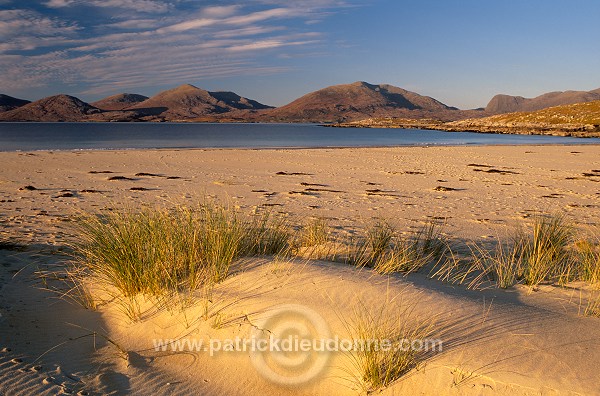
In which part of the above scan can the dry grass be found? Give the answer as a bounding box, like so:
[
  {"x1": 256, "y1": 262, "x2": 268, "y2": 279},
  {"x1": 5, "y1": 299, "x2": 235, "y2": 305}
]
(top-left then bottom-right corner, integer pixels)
[
  {"x1": 65, "y1": 205, "x2": 600, "y2": 322},
  {"x1": 299, "y1": 217, "x2": 331, "y2": 247},
  {"x1": 350, "y1": 220, "x2": 446, "y2": 275},
  {"x1": 583, "y1": 292, "x2": 600, "y2": 317},
  {"x1": 430, "y1": 214, "x2": 584, "y2": 291},
  {"x1": 574, "y1": 235, "x2": 600, "y2": 287},
  {"x1": 518, "y1": 214, "x2": 574, "y2": 289},
  {"x1": 488, "y1": 100, "x2": 600, "y2": 125},
  {"x1": 452, "y1": 240, "x2": 523, "y2": 290},
  {"x1": 343, "y1": 297, "x2": 438, "y2": 392},
  {"x1": 67, "y1": 202, "x2": 292, "y2": 318}
]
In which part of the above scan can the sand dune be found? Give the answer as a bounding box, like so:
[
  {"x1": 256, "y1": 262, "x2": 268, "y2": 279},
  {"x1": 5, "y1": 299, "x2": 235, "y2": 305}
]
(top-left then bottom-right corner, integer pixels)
[{"x1": 1, "y1": 145, "x2": 600, "y2": 395}]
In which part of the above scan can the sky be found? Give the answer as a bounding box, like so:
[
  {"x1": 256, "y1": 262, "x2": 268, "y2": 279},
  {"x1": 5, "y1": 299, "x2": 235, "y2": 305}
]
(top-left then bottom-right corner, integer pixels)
[{"x1": 1, "y1": 0, "x2": 600, "y2": 109}]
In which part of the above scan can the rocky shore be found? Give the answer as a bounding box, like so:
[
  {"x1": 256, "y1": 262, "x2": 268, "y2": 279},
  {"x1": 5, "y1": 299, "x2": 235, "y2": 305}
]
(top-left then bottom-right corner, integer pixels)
[{"x1": 329, "y1": 117, "x2": 600, "y2": 138}]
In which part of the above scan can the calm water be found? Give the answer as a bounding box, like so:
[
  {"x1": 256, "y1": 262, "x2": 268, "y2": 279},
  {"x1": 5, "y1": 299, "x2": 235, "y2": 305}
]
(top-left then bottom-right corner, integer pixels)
[{"x1": 0, "y1": 122, "x2": 598, "y2": 151}]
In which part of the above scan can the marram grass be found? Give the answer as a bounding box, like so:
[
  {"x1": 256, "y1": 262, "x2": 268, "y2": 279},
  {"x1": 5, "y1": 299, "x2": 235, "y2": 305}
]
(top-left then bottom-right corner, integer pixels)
[
  {"x1": 343, "y1": 298, "x2": 437, "y2": 392},
  {"x1": 351, "y1": 220, "x2": 447, "y2": 275},
  {"x1": 518, "y1": 214, "x2": 574, "y2": 288},
  {"x1": 299, "y1": 217, "x2": 331, "y2": 247},
  {"x1": 69, "y1": 203, "x2": 292, "y2": 304}
]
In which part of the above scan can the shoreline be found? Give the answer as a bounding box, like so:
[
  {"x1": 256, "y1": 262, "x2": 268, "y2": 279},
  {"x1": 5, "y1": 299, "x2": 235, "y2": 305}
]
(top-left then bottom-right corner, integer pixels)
[
  {"x1": 1, "y1": 141, "x2": 600, "y2": 154},
  {"x1": 328, "y1": 118, "x2": 600, "y2": 138}
]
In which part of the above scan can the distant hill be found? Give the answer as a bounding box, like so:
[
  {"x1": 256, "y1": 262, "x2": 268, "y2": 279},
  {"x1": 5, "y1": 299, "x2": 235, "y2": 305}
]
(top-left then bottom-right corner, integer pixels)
[
  {"x1": 3, "y1": 82, "x2": 600, "y2": 124},
  {"x1": 0, "y1": 94, "x2": 30, "y2": 112},
  {"x1": 91, "y1": 93, "x2": 149, "y2": 111},
  {"x1": 0, "y1": 95, "x2": 100, "y2": 122},
  {"x1": 476, "y1": 100, "x2": 600, "y2": 125},
  {"x1": 485, "y1": 88, "x2": 600, "y2": 113},
  {"x1": 332, "y1": 100, "x2": 600, "y2": 137},
  {"x1": 446, "y1": 100, "x2": 600, "y2": 137},
  {"x1": 209, "y1": 91, "x2": 272, "y2": 110},
  {"x1": 128, "y1": 84, "x2": 272, "y2": 120},
  {"x1": 261, "y1": 81, "x2": 467, "y2": 122}
]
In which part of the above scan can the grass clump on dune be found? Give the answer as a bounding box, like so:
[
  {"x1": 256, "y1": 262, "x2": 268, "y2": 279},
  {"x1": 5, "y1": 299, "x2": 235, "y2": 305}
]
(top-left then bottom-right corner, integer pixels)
[
  {"x1": 344, "y1": 298, "x2": 438, "y2": 392},
  {"x1": 574, "y1": 234, "x2": 600, "y2": 287},
  {"x1": 69, "y1": 202, "x2": 291, "y2": 315},
  {"x1": 583, "y1": 292, "x2": 600, "y2": 317},
  {"x1": 299, "y1": 217, "x2": 331, "y2": 247},
  {"x1": 431, "y1": 214, "x2": 582, "y2": 291},
  {"x1": 518, "y1": 214, "x2": 574, "y2": 288},
  {"x1": 448, "y1": 240, "x2": 524, "y2": 290},
  {"x1": 351, "y1": 220, "x2": 446, "y2": 275}
]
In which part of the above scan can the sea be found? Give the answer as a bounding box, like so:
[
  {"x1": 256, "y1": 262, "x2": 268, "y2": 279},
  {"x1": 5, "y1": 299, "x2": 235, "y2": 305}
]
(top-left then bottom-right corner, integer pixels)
[{"x1": 0, "y1": 122, "x2": 598, "y2": 151}]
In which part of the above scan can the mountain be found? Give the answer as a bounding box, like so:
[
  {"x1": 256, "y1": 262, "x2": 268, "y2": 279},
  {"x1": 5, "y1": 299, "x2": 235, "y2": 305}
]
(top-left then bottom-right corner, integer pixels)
[
  {"x1": 3, "y1": 83, "x2": 599, "y2": 124},
  {"x1": 0, "y1": 95, "x2": 100, "y2": 122},
  {"x1": 335, "y1": 100, "x2": 600, "y2": 137},
  {"x1": 91, "y1": 93, "x2": 148, "y2": 111},
  {"x1": 128, "y1": 84, "x2": 271, "y2": 120},
  {"x1": 0, "y1": 94, "x2": 30, "y2": 112},
  {"x1": 260, "y1": 81, "x2": 464, "y2": 123},
  {"x1": 485, "y1": 88, "x2": 600, "y2": 114},
  {"x1": 209, "y1": 91, "x2": 272, "y2": 111},
  {"x1": 445, "y1": 100, "x2": 600, "y2": 137}
]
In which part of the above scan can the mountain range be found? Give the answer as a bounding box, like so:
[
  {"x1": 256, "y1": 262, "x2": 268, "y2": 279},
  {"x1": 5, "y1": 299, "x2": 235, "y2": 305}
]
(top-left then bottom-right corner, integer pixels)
[
  {"x1": 1, "y1": 82, "x2": 599, "y2": 123},
  {"x1": 486, "y1": 88, "x2": 600, "y2": 113}
]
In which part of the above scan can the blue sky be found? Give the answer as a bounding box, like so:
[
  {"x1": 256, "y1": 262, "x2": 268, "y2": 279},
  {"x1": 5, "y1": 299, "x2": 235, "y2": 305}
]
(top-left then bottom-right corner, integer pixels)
[{"x1": 1, "y1": 0, "x2": 600, "y2": 109}]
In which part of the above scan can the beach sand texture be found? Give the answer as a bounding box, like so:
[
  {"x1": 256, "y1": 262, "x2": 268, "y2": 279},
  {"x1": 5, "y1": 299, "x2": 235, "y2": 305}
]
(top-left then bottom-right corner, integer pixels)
[{"x1": 1, "y1": 145, "x2": 600, "y2": 395}]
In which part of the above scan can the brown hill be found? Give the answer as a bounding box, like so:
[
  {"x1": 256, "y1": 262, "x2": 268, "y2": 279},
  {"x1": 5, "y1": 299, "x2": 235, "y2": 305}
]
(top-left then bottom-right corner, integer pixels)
[
  {"x1": 91, "y1": 93, "x2": 149, "y2": 111},
  {"x1": 209, "y1": 91, "x2": 272, "y2": 111},
  {"x1": 485, "y1": 88, "x2": 600, "y2": 114},
  {"x1": 128, "y1": 84, "x2": 271, "y2": 120},
  {"x1": 0, "y1": 94, "x2": 30, "y2": 112},
  {"x1": 260, "y1": 81, "x2": 465, "y2": 123},
  {"x1": 446, "y1": 100, "x2": 600, "y2": 137},
  {"x1": 0, "y1": 95, "x2": 100, "y2": 122}
]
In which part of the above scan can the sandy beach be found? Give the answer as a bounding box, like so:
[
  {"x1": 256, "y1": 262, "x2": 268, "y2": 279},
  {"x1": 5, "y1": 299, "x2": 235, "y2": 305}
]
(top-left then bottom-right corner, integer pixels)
[{"x1": 1, "y1": 145, "x2": 600, "y2": 395}]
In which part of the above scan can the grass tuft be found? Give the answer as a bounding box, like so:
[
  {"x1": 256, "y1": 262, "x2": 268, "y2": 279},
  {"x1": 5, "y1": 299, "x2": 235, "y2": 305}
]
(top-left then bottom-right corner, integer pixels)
[
  {"x1": 299, "y1": 217, "x2": 330, "y2": 247},
  {"x1": 367, "y1": 220, "x2": 395, "y2": 258},
  {"x1": 68, "y1": 202, "x2": 291, "y2": 318},
  {"x1": 574, "y1": 235, "x2": 600, "y2": 286},
  {"x1": 351, "y1": 220, "x2": 446, "y2": 275},
  {"x1": 344, "y1": 298, "x2": 438, "y2": 392},
  {"x1": 584, "y1": 292, "x2": 600, "y2": 317},
  {"x1": 518, "y1": 214, "x2": 573, "y2": 289}
]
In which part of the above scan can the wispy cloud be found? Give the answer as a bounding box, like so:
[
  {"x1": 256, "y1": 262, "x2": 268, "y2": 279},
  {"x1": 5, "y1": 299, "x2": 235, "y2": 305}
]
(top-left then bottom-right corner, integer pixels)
[
  {"x1": 0, "y1": 9, "x2": 78, "y2": 37},
  {"x1": 157, "y1": 8, "x2": 296, "y2": 33},
  {"x1": 45, "y1": 0, "x2": 173, "y2": 13},
  {"x1": 44, "y1": 0, "x2": 76, "y2": 8},
  {"x1": 0, "y1": 9, "x2": 79, "y2": 51},
  {"x1": 0, "y1": 1, "x2": 357, "y2": 98}
]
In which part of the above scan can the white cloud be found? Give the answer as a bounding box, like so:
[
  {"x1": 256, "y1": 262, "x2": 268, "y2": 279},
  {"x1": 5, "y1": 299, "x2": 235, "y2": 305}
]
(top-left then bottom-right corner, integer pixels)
[
  {"x1": 159, "y1": 7, "x2": 296, "y2": 33},
  {"x1": 105, "y1": 18, "x2": 163, "y2": 29},
  {"x1": 213, "y1": 25, "x2": 283, "y2": 38},
  {"x1": 91, "y1": 0, "x2": 172, "y2": 13},
  {"x1": 227, "y1": 39, "x2": 317, "y2": 52},
  {"x1": 0, "y1": 9, "x2": 79, "y2": 37},
  {"x1": 201, "y1": 5, "x2": 240, "y2": 18},
  {"x1": 44, "y1": 0, "x2": 76, "y2": 7},
  {"x1": 1, "y1": 1, "x2": 356, "y2": 96},
  {"x1": 159, "y1": 17, "x2": 217, "y2": 32},
  {"x1": 45, "y1": 0, "x2": 172, "y2": 13},
  {"x1": 227, "y1": 40, "x2": 285, "y2": 52},
  {"x1": 0, "y1": 9, "x2": 79, "y2": 52}
]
